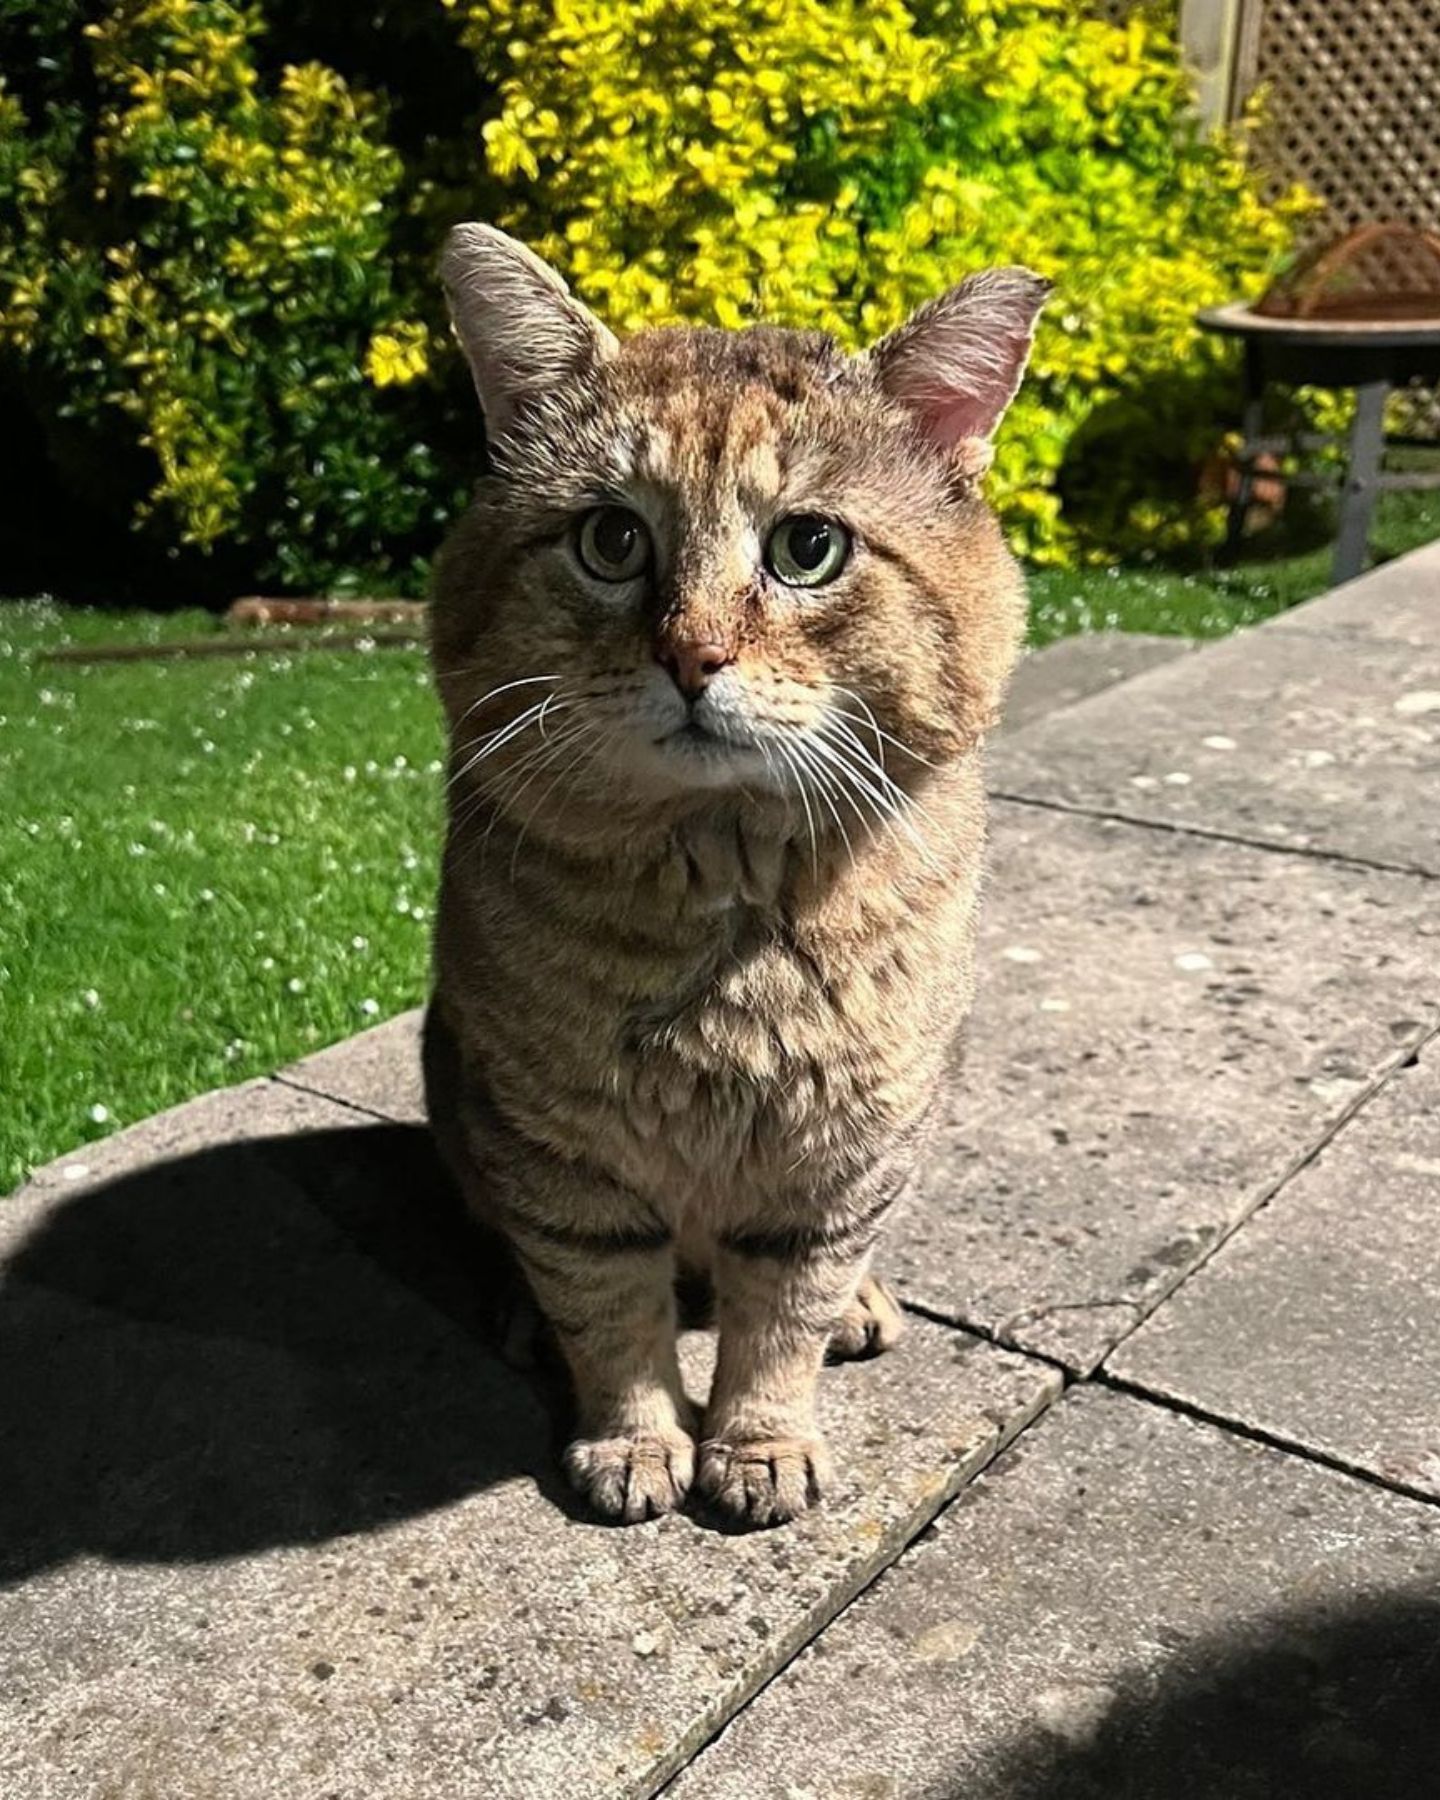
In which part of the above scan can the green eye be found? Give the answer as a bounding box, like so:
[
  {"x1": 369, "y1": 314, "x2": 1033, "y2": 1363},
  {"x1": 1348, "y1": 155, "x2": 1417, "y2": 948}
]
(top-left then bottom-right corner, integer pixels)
[
  {"x1": 576, "y1": 505, "x2": 650, "y2": 582},
  {"x1": 766, "y1": 514, "x2": 851, "y2": 588}
]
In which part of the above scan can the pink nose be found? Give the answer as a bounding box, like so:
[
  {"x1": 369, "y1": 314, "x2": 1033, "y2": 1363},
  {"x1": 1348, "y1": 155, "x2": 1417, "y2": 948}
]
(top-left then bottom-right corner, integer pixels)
[{"x1": 656, "y1": 639, "x2": 734, "y2": 701}]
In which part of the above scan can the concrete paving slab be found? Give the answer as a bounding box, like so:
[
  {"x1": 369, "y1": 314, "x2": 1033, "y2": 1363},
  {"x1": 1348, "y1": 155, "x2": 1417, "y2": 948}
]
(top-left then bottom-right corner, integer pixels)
[
  {"x1": 0, "y1": 1101, "x2": 1058, "y2": 1800},
  {"x1": 1265, "y1": 540, "x2": 1440, "y2": 647},
  {"x1": 0, "y1": 1077, "x2": 361, "y2": 1258},
  {"x1": 671, "y1": 1386, "x2": 1440, "y2": 1800},
  {"x1": 1113, "y1": 1035, "x2": 1440, "y2": 1499},
  {"x1": 279, "y1": 1010, "x2": 426, "y2": 1123},
  {"x1": 990, "y1": 621, "x2": 1440, "y2": 876},
  {"x1": 892, "y1": 801, "x2": 1438, "y2": 1371},
  {"x1": 1000, "y1": 632, "x2": 1195, "y2": 735}
]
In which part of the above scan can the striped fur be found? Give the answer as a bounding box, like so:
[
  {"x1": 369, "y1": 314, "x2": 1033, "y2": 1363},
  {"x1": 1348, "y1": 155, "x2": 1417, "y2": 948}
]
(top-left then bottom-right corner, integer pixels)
[{"x1": 426, "y1": 227, "x2": 1040, "y2": 1527}]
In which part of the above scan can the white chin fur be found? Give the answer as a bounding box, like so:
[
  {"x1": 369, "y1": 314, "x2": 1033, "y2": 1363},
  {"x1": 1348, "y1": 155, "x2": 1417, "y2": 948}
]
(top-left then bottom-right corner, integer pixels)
[
  {"x1": 618, "y1": 729, "x2": 777, "y2": 794},
  {"x1": 614, "y1": 670, "x2": 781, "y2": 793}
]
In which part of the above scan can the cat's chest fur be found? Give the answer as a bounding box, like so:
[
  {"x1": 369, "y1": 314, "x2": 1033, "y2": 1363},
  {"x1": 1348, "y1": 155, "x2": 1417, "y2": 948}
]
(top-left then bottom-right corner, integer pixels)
[
  {"x1": 438, "y1": 796, "x2": 979, "y2": 1213},
  {"x1": 621, "y1": 872, "x2": 971, "y2": 1211},
  {"x1": 617, "y1": 911, "x2": 925, "y2": 1201}
]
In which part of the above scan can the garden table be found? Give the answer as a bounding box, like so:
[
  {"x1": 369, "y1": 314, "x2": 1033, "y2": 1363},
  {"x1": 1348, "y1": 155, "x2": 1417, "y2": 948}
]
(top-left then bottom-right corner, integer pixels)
[{"x1": 1198, "y1": 303, "x2": 1440, "y2": 585}]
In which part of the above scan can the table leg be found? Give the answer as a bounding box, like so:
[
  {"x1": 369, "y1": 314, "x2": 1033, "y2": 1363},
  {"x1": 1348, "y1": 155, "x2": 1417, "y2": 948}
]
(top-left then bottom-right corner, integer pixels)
[
  {"x1": 1225, "y1": 341, "x2": 1265, "y2": 556},
  {"x1": 1332, "y1": 378, "x2": 1388, "y2": 586}
]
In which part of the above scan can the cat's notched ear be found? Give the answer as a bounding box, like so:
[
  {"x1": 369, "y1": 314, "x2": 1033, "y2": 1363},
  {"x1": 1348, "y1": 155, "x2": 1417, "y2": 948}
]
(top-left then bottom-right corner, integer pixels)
[
  {"x1": 867, "y1": 267, "x2": 1050, "y2": 478},
  {"x1": 441, "y1": 223, "x2": 618, "y2": 439}
]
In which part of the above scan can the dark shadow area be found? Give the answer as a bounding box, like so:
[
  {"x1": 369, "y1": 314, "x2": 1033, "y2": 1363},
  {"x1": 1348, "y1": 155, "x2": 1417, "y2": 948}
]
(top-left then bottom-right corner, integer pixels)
[
  {"x1": 0, "y1": 364, "x2": 252, "y2": 608},
  {"x1": 981, "y1": 1588, "x2": 1440, "y2": 1799},
  {"x1": 0, "y1": 1123, "x2": 581, "y2": 1585},
  {"x1": 1054, "y1": 371, "x2": 1338, "y2": 568}
]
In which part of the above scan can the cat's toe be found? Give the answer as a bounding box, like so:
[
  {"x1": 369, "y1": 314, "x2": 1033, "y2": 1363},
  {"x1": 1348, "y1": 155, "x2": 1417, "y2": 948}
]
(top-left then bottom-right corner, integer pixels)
[
  {"x1": 828, "y1": 1275, "x2": 905, "y2": 1362},
  {"x1": 563, "y1": 1432, "x2": 695, "y2": 1523},
  {"x1": 698, "y1": 1435, "x2": 832, "y2": 1529}
]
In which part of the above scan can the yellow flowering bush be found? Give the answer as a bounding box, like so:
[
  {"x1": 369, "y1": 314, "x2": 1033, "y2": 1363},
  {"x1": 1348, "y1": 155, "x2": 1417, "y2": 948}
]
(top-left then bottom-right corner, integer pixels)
[{"x1": 0, "y1": 0, "x2": 1310, "y2": 592}]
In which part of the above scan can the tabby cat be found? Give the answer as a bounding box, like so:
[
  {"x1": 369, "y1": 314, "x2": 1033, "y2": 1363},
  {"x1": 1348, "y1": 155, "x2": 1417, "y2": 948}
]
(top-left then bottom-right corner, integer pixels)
[{"x1": 425, "y1": 224, "x2": 1045, "y2": 1528}]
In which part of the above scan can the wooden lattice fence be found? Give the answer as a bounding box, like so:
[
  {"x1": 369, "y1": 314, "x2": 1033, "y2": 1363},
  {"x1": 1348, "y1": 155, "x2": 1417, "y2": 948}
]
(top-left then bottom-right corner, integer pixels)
[
  {"x1": 1097, "y1": 3, "x2": 1439, "y2": 243},
  {"x1": 1235, "y1": 0, "x2": 1440, "y2": 247},
  {"x1": 1174, "y1": 0, "x2": 1440, "y2": 430}
]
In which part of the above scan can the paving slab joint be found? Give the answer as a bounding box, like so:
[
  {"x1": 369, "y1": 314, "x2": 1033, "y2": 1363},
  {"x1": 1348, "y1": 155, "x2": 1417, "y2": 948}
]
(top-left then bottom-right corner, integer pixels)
[
  {"x1": 988, "y1": 790, "x2": 1437, "y2": 882},
  {"x1": 1083, "y1": 1018, "x2": 1440, "y2": 1372},
  {"x1": 996, "y1": 1296, "x2": 1144, "y2": 1361},
  {"x1": 651, "y1": 1368, "x2": 1065, "y2": 1796},
  {"x1": 269, "y1": 1068, "x2": 407, "y2": 1127},
  {"x1": 899, "y1": 1298, "x2": 1078, "y2": 1381},
  {"x1": 1095, "y1": 1367, "x2": 1440, "y2": 1512}
]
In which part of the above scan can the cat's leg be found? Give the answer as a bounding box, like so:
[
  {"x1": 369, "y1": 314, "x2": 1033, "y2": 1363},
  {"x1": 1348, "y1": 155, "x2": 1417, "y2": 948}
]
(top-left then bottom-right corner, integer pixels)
[
  {"x1": 828, "y1": 1272, "x2": 905, "y2": 1362},
  {"x1": 429, "y1": 1035, "x2": 694, "y2": 1521},
  {"x1": 514, "y1": 1234, "x2": 696, "y2": 1523},
  {"x1": 698, "y1": 1238, "x2": 874, "y2": 1528}
]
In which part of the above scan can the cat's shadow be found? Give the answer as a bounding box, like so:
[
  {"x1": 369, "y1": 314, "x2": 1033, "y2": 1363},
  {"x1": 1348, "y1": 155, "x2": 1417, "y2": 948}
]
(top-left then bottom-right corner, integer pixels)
[{"x1": 0, "y1": 1120, "x2": 591, "y2": 1586}]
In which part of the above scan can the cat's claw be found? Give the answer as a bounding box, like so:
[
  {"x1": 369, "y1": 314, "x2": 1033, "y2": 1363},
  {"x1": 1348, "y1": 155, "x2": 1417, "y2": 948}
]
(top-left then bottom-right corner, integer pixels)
[
  {"x1": 564, "y1": 1432, "x2": 695, "y2": 1523},
  {"x1": 697, "y1": 1435, "x2": 832, "y2": 1529},
  {"x1": 828, "y1": 1274, "x2": 905, "y2": 1362}
]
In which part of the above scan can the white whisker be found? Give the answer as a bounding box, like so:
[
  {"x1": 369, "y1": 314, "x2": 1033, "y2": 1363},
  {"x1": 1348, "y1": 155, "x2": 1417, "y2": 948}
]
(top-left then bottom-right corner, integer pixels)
[
  {"x1": 508, "y1": 720, "x2": 617, "y2": 879},
  {"x1": 452, "y1": 672, "x2": 560, "y2": 729},
  {"x1": 805, "y1": 732, "x2": 910, "y2": 837},
  {"x1": 817, "y1": 721, "x2": 942, "y2": 869},
  {"x1": 534, "y1": 687, "x2": 566, "y2": 741},
  {"x1": 768, "y1": 735, "x2": 820, "y2": 878},
  {"x1": 447, "y1": 712, "x2": 594, "y2": 878},
  {"x1": 788, "y1": 737, "x2": 857, "y2": 867},
  {"x1": 492, "y1": 719, "x2": 595, "y2": 849},
  {"x1": 830, "y1": 686, "x2": 936, "y2": 768},
  {"x1": 447, "y1": 696, "x2": 574, "y2": 791},
  {"x1": 825, "y1": 716, "x2": 939, "y2": 825}
]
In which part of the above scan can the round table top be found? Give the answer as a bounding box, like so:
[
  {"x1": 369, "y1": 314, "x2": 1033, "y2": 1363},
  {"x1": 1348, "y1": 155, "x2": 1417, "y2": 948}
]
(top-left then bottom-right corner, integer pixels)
[{"x1": 1198, "y1": 302, "x2": 1440, "y2": 349}]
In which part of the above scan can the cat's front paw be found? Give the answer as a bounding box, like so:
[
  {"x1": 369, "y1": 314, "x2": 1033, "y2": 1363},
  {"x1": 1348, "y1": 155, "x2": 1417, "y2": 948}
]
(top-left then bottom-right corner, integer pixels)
[
  {"x1": 563, "y1": 1431, "x2": 695, "y2": 1524},
  {"x1": 697, "y1": 1434, "x2": 833, "y2": 1529},
  {"x1": 828, "y1": 1274, "x2": 905, "y2": 1362}
]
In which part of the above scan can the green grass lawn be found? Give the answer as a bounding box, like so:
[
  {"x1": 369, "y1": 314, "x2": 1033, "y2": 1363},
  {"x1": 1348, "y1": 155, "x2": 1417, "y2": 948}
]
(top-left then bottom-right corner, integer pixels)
[
  {"x1": 1028, "y1": 463, "x2": 1440, "y2": 641},
  {"x1": 0, "y1": 608, "x2": 444, "y2": 1190},
  {"x1": 3, "y1": 479, "x2": 1439, "y2": 1190}
]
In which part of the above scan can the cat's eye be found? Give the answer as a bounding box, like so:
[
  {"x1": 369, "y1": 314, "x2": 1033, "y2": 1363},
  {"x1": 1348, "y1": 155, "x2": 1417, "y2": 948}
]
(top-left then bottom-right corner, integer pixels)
[
  {"x1": 765, "y1": 514, "x2": 851, "y2": 589},
  {"x1": 576, "y1": 505, "x2": 650, "y2": 582}
]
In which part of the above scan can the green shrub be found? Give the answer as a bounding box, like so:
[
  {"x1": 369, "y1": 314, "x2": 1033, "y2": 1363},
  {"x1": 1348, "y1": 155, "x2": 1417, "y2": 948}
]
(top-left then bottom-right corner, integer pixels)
[
  {"x1": 0, "y1": 0, "x2": 462, "y2": 594},
  {"x1": 0, "y1": 0, "x2": 1311, "y2": 595}
]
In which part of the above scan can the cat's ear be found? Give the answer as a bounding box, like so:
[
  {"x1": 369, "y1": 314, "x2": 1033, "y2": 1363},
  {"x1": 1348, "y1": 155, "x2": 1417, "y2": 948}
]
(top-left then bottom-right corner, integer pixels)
[
  {"x1": 441, "y1": 223, "x2": 618, "y2": 438},
  {"x1": 867, "y1": 268, "x2": 1050, "y2": 477}
]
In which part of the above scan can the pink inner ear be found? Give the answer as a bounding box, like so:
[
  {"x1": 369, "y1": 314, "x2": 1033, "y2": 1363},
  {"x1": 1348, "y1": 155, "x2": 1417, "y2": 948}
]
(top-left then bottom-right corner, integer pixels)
[
  {"x1": 875, "y1": 268, "x2": 1049, "y2": 455},
  {"x1": 901, "y1": 325, "x2": 1035, "y2": 451},
  {"x1": 924, "y1": 390, "x2": 1008, "y2": 450}
]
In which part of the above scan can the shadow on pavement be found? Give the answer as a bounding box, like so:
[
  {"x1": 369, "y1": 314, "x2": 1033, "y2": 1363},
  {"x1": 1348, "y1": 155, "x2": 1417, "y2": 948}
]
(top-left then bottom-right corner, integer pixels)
[
  {"x1": 984, "y1": 1587, "x2": 1440, "y2": 1799},
  {"x1": 0, "y1": 1123, "x2": 575, "y2": 1584}
]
